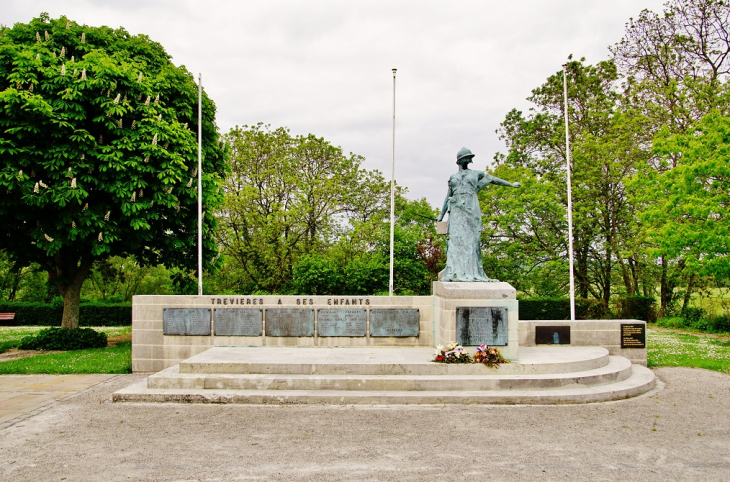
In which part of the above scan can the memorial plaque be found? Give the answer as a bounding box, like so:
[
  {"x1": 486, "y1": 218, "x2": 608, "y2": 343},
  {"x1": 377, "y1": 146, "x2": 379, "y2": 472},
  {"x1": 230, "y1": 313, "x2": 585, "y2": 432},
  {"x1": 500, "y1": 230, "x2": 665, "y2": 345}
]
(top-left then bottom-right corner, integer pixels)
[
  {"x1": 214, "y1": 308, "x2": 262, "y2": 336},
  {"x1": 370, "y1": 309, "x2": 420, "y2": 337},
  {"x1": 163, "y1": 308, "x2": 211, "y2": 336},
  {"x1": 456, "y1": 307, "x2": 508, "y2": 346},
  {"x1": 317, "y1": 309, "x2": 366, "y2": 337},
  {"x1": 265, "y1": 308, "x2": 314, "y2": 337},
  {"x1": 535, "y1": 326, "x2": 571, "y2": 345},
  {"x1": 621, "y1": 323, "x2": 646, "y2": 348}
]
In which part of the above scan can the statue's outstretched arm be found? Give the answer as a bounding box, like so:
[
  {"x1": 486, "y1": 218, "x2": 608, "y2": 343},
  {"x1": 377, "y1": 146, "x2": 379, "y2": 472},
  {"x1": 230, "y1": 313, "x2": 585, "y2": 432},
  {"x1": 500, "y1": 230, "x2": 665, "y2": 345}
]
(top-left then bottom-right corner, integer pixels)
[{"x1": 479, "y1": 172, "x2": 521, "y2": 189}]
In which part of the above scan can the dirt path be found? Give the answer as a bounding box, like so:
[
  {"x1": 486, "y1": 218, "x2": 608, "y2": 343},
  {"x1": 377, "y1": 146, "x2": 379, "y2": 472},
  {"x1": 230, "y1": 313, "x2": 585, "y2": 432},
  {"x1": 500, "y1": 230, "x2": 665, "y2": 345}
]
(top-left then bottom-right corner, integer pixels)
[{"x1": 0, "y1": 367, "x2": 728, "y2": 481}]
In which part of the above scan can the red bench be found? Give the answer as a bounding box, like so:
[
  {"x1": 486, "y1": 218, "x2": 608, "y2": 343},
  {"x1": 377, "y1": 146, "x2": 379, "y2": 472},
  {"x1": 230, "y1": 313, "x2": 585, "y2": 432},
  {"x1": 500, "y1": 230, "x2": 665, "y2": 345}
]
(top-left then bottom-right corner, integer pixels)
[{"x1": 0, "y1": 313, "x2": 15, "y2": 322}]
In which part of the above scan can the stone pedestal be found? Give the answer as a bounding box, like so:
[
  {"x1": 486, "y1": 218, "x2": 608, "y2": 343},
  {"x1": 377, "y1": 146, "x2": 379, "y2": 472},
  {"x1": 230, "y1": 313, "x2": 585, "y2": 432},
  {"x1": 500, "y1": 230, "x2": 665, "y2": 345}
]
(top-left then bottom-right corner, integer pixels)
[{"x1": 433, "y1": 281, "x2": 519, "y2": 360}]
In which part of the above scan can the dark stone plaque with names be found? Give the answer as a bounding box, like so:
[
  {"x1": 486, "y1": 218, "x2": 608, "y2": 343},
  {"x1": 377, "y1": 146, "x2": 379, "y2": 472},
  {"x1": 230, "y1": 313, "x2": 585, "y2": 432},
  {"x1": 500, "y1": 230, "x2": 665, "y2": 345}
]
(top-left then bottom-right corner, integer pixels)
[
  {"x1": 163, "y1": 308, "x2": 211, "y2": 336},
  {"x1": 214, "y1": 308, "x2": 262, "y2": 336},
  {"x1": 370, "y1": 309, "x2": 420, "y2": 337},
  {"x1": 535, "y1": 326, "x2": 571, "y2": 345},
  {"x1": 621, "y1": 323, "x2": 646, "y2": 348},
  {"x1": 317, "y1": 309, "x2": 366, "y2": 337},
  {"x1": 265, "y1": 308, "x2": 314, "y2": 337},
  {"x1": 456, "y1": 307, "x2": 508, "y2": 346}
]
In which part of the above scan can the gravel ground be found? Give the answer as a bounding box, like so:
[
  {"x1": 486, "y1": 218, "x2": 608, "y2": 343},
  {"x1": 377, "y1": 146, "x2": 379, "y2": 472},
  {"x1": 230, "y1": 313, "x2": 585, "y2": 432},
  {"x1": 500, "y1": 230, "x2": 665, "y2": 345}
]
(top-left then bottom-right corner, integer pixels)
[{"x1": 0, "y1": 367, "x2": 729, "y2": 481}]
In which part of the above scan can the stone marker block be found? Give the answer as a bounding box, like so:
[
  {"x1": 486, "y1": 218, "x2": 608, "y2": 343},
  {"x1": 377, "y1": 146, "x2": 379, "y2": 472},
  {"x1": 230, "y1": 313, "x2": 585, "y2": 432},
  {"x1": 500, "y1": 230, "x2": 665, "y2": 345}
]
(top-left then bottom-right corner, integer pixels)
[
  {"x1": 317, "y1": 309, "x2": 366, "y2": 337},
  {"x1": 265, "y1": 308, "x2": 314, "y2": 337},
  {"x1": 456, "y1": 307, "x2": 507, "y2": 346},
  {"x1": 214, "y1": 308, "x2": 262, "y2": 336},
  {"x1": 163, "y1": 308, "x2": 211, "y2": 336},
  {"x1": 370, "y1": 309, "x2": 420, "y2": 337}
]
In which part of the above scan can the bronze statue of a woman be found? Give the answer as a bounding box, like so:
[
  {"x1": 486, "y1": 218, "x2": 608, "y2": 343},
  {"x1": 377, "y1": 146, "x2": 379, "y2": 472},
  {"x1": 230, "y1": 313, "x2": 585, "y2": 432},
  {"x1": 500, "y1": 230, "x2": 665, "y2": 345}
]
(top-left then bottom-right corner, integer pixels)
[{"x1": 436, "y1": 147, "x2": 520, "y2": 282}]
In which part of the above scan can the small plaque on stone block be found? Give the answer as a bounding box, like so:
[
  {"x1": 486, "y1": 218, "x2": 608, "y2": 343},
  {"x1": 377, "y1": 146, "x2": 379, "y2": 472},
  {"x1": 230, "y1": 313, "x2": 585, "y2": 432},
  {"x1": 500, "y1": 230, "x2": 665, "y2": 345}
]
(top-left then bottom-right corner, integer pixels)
[
  {"x1": 163, "y1": 308, "x2": 211, "y2": 336},
  {"x1": 265, "y1": 308, "x2": 314, "y2": 337},
  {"x1": 370, "y1": 309, "x2": 420, "y2": 337},
  {"x1": 621, "y1": 323, "x2": 646, "y2": 348},
  {"x1": 317, "y1": 309, "x2": 366, "y2": 337},
  {"x1": 456, "y1": 307, "x2": 508, "y2": 346},
  {"x1": 214, "y1": 308, "x2": 262, "y2": 336},
  {"x1": 535, "y1": 326, "x2": 571, "y2": 345}
]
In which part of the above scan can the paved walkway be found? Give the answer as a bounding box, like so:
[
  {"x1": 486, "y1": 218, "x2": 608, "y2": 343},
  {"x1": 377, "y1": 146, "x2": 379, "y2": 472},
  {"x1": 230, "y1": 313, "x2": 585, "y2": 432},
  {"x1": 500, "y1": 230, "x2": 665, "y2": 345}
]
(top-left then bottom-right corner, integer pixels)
[{"x1": 0, "y1": 374, "x2": 116, "y2": 429}]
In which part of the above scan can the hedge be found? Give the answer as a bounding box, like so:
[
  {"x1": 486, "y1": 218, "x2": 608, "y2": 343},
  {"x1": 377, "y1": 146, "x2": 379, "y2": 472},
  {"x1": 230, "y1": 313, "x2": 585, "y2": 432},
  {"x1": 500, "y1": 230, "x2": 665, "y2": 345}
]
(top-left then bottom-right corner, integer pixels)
[
  {"x1": 0, "y1": 303, "x2": 131, "y2": 326},
  {"x1": 519, "y1": 297, "x2": 656, "y2": 321}
]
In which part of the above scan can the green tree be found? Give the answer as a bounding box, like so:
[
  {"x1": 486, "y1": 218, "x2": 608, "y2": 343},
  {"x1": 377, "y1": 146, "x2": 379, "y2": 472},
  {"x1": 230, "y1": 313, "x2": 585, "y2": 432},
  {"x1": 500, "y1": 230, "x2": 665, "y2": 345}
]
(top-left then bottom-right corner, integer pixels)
[
  {"x1": 218, "y1": 123, "x2": 390, "y2": 293},
  {"x1": 0, "y1": 14, "x2": 226, "y2": 328}
]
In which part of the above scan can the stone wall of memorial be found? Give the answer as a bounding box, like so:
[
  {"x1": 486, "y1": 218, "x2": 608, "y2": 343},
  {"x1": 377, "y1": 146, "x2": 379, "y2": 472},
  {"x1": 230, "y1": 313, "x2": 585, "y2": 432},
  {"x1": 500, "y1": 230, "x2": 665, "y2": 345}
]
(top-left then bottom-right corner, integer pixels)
[
  {"x1": 131, "y1": 295, "x2": 435, "y2": 372},
  {"x1": 518, "y1": 320, "x2": 648, "y2": 366}
]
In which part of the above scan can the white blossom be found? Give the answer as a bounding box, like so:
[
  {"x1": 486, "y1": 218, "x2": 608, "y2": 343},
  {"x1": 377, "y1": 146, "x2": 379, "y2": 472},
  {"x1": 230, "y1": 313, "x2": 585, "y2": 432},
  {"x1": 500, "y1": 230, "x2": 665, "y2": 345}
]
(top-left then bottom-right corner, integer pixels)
[
  {"x1": 113, "y1": 93, "x2": 120, "y2": 104},
  {"x1": 60, "y1": 63, "x2": 66, "y2": 76},
  {"x1": 150, "y1": 200, "x2": 154, "y2": 207},
  {"x1": 36, "y1": 32, "x2": 41, "y2": 42},
  {"x1": 36, "y1": 53, "x2": 40, "y2": 60},
  {"x1": 130, "y1": 191, "x2": 136, "y2": 202},
  {"x1": 98, "y1": 232, "x2": 103, "y2": 241},
  {"x1": 163, "y1": 143, "x2": 169, "y2": 150},
  {"x1": 71, "y1": 221, "x2": 76, "y2": 228},
  {"x1": 39, "y1": 180, "x2": 47, "y2": 188},
  {"x1": 157, "y1": 113, "x2": 162, "y2": 122},
  {"x1": 71, "y1": 56, "x2": 74, "y2": 62},
  {"x1": 143, "y1": 155, "x2": 150, "y2": 163},
  {"x1": 60, "y1": 46, "x2": 65, "y2": 58},
  {"x1": 186, "y1": 178, "x2": 192, "y2": 188},
  {"x1": 80, "y1": 154, "x2": 85, "y2": 161},
  {"x1": 144, "y1": 96, "x2": 150, "y2": 105},
  {"x1": 44, "y1": 233, "x2": 53, "y2": 242},
  {"x1": 104, "y1": 211, "x2": 110, "y2": 221},
  {"x1": 191, "y1": 168, "x2": 197, "y2": 177},
  {"x1": 44, "y1": 31, "x2": 49, "y2": 41},
  {"x1": 33, "y1": 182, "x2": 39, "y2": 193},
  {"x1": 137, "y1": 93, "x2": 142, "y2": 101},
  {"x1": 28, "y1": 83, "x2": 33, "y2": 93},
  {"x1": 70, "y1": 178, "x2": 77, "y2": 188},
  {"x1": 137, "y1": 72, "x2": 142, "y2": 82},
  {"x1": 17, "y1": 170, "x2": 23, "y2": 180},
  {"x1": 139, "y1": 189, "x2": 144, "y2": 198},
  {"x1": 83, "y1": 203, "x2": 88, "y2": 211},
  {"x1": 118, "y1": 118, "x2": 123, "y2": 128},
  {"x1": 66, "y1": 22, "x2": 70, "y2": 29},
  {"x1": 81, "y1": 32, "x2": 85, "y2": 43},
  {"x1": 154, "y1": 94, "x2": 159, "y2": 103},
  {"x1": 152, "y1": 133, "x2": 157, "y2": 146},
  {"x1": 131, "y1": 120, "x2": 136, "y2": 130},
  {"x1": 67, "y1": 167, "x2": 72, "y2": 177}
]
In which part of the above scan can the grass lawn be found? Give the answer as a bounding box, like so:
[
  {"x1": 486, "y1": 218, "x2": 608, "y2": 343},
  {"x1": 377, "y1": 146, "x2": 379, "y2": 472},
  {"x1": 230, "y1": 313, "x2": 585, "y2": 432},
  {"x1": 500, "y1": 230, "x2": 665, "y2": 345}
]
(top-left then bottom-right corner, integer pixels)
[
  {"x1": 0, "y1": 326, "x2": 131, "y2": 374},
  {"x1": 648, "y1": 327, "x2": 730, "y2": 374}
]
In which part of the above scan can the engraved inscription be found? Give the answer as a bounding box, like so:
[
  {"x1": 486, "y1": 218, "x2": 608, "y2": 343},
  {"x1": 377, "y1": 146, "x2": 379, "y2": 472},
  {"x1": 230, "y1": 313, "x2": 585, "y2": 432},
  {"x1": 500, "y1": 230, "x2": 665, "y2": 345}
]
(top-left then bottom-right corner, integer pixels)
[
  {"x1": 370, "y1": 309, "x2": 420, "y2": 337},
  {"x1": 163, "y1": 308, "x2": 211, "y2": 336},
  {"x1": 456, "y1": 307, "x2": 507, "y2": 346},
  {"x1": 317, "y1": 309, "x2": 366, "y2": 337},
  {"x1": 214, "y1": 309, "x2": 262, "y2": 336},
  {"x1": 265, "y1": 308, "x2": 314, "y2": 337},
  {"x1": 621, "y1": 323, "x2": 646, "y2": 348}
]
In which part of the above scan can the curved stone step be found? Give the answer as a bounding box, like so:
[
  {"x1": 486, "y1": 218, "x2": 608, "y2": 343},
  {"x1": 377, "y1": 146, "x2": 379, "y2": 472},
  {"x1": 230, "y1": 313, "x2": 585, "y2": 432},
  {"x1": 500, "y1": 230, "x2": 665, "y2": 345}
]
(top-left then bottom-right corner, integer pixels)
[
  {"x1": 149, "y1": 356, "x2": 632, "y2": 391},
  {"x1": 114, "y1": 364, "x2": 656, "y2": 405},
  {"x1": 178, "y1": 346, "x2": 610, "y2": 376}
]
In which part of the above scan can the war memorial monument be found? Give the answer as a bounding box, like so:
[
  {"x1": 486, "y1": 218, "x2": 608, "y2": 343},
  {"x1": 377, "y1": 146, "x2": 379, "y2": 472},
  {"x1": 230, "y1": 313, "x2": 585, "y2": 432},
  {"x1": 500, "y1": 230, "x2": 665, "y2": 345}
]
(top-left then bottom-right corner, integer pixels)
[{"x1": 115, "y1": 148, "x2": 655, "y2": 404}]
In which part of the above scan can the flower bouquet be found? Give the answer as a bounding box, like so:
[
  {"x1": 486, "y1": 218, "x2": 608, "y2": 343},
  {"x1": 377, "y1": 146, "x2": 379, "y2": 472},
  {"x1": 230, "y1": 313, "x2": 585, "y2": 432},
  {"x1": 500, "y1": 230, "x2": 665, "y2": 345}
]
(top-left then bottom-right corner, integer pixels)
[
  {"x1": 472, "y1": 344, "x2": 509, "y2": 368},
  {"x1": 431, "y1": 341, "x2": 472, "y2": 364}
]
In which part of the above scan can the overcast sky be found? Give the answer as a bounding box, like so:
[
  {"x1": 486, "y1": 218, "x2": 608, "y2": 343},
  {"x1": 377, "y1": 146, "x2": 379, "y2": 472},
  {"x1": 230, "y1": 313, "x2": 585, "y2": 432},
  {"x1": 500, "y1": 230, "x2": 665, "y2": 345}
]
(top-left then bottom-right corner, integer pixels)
[{"x1": 3, "y1": 0, "x2": 667, "y2": 208}]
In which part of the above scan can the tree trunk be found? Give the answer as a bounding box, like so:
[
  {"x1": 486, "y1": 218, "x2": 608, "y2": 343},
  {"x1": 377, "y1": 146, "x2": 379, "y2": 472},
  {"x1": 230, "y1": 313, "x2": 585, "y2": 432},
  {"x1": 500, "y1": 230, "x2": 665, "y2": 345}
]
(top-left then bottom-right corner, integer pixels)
[
  {"x1": 659, "y1": 255, "x2": 670, "y2": 318},
  {"x1": 49, "y1": 259, "x2": 93, "y2": 330}
]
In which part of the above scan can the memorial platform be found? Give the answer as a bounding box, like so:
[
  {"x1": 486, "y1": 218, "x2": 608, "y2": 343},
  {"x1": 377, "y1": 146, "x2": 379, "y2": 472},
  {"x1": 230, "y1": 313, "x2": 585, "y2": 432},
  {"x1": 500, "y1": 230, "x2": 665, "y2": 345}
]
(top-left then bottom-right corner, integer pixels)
[{"x1": 113, "y1": 345, "x2": 656, "y2": 405}]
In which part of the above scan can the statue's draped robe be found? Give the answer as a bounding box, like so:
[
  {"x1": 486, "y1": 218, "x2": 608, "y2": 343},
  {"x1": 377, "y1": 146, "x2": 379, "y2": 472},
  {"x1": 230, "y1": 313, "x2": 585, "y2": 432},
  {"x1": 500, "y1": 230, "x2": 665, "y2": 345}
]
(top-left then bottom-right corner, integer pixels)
[{"x1": 441, "y1": 170, "x2": 496, "y2": 282}]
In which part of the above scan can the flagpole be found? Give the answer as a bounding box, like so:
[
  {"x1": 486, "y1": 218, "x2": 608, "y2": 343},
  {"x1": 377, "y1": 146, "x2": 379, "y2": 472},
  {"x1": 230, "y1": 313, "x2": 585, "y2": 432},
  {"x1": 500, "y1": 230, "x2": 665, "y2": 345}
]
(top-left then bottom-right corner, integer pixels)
[
  {"x1": 563, "y1": 66, "x2": 576, "y2": 321},
  {"x1": 389, "y1": 68, "x2": 397, "y2": 297},
  {"x1": 197, "y1": 73, "x2": 203, "y2": 296}
]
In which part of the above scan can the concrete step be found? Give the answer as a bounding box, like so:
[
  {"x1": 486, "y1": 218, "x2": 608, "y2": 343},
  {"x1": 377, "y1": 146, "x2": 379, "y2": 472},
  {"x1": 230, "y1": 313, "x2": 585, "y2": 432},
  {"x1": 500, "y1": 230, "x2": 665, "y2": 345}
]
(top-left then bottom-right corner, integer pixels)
[
  {"x1": 148, "y1": 356, "x2": 632, "y2": 391},
  {"x1": 113, "y1": 364, "x2": 656, "y2": 405},
  {"x1": 178, "y1": 346, "x2": 611, "y2": 376}
]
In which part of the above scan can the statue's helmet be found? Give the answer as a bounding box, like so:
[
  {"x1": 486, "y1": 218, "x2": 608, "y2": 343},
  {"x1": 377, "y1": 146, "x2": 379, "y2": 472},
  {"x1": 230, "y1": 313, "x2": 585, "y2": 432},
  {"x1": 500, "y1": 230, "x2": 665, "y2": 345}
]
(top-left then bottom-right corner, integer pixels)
[{"x1": 456, "y1": 147, "x2": 475, "y2": 162}]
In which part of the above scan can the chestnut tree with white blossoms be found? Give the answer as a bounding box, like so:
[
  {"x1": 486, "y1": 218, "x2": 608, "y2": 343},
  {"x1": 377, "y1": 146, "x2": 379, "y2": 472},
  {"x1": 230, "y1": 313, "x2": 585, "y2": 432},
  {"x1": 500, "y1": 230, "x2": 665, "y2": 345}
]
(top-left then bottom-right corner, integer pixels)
[{"x1": 0, "y1": 14, "x2": 227, "y2": 329}]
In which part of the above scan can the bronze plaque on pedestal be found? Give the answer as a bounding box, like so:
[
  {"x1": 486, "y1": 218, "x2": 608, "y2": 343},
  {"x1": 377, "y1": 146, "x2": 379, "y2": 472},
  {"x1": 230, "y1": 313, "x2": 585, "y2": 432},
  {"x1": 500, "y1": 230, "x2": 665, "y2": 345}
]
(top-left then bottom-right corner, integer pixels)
[
  {"x1": 456, "y1": 307, "x2": 507, "y2": 346},
  {"x1": 163, "y1": 308, "x2": 211, "y2": 336},
  {"x1": 621, "y1": 323, "x2": 646, "y2": 348},
  {"x1": 214, "y1": 309, "x2": 262, "y2": 336},
  {"x1": 265, "y1": 308, "x2": 314, "y2": 337}
]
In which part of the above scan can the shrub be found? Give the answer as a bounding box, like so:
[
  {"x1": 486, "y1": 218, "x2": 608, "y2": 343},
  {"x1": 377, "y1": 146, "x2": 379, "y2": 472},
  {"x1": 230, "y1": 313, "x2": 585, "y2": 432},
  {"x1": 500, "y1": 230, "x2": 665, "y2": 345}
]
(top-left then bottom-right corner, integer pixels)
[
  {"x1": 655, "y1": 317, "x2": 689, "y2": 329},
  {"x1": 18, "y1": 327, "x2": 108, "y2": 351},
  {"x1": 681, "y1": 307, "x2": 706, "y2": 324},
  {"x1": 615, "y1": 296, "x2": 657, "y2": 322},
  {"x1": 519, "y1": 298, "x2": 611, "y2": 320}
]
